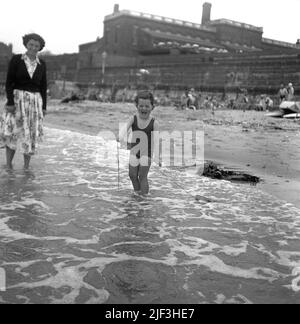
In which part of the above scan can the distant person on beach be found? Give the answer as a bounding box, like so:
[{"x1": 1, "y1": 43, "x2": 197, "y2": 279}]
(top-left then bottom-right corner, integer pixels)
[
  {"x1": 287, "y1": 83, "x2": 294, "y2": 101},
  {"x1": 121, "y1": 87, "x2": 127, "y2": 103},
  {"x1": 119, "y1": 91, "x2": 160, "y2": 195},
  {"x1": 265, "y1": 97, "x2": 274, "y2": 111},
  {"x1": 180, "y1": 92, "x2": 188, "y2": 109},
  {"x1": 257, "y1": 95, "x2": 266, "y2": 111},
  {"x1": 0, "y1": 33, "x2": 47, "y2": 170},
  {"x1": 241, "y1": 91, "x2": 249, "y2": 112},
  {"x1": 278, "y1": 84, "x2": 288, "y2": 103},
  {"x1": 210, "y1": 96, "x2": 217, "y2": 115},
  {"x1": 187, "y1": 88, "x2": 197, "y2": 110}
]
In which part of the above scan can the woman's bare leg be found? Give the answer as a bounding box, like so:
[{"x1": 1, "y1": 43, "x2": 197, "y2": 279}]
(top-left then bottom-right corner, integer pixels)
[{"x1": 6, "y1": 146, "x2": 16, "y2": 169}]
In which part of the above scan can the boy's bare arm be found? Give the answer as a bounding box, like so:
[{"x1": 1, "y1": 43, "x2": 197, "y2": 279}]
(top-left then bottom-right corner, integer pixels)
[{"x1": 118, "y1": 116, "x2": 134, "y2": 143}]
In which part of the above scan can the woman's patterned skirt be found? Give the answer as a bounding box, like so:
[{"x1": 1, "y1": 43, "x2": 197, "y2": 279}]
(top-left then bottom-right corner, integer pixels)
[{"x1": 0, "y1": 90, "x2": 44, "y2": 155}]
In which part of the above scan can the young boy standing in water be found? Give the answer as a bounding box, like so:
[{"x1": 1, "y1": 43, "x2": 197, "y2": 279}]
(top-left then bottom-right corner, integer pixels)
[{"x1": 119, "y1": 91, "x2": 160, "y2": 195}]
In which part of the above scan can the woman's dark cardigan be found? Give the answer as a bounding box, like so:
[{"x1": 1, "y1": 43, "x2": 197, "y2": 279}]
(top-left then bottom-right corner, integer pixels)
[{"x1": 6, "y1": 54, "x2": 47, "y2": 111}]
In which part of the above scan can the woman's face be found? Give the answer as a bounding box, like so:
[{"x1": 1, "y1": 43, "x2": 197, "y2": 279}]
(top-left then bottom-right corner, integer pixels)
[
  {"x1": 137, "y1": 99, "x2": 153, "y2": 120},
  {"x1": 26, "y1": 39, "x2": 41, "y2": 56}
]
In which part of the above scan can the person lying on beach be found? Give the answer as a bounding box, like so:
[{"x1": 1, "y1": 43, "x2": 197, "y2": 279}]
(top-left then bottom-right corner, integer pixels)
[{"x1": 119, "y1": 90, "x2": 160, "y2": 195}]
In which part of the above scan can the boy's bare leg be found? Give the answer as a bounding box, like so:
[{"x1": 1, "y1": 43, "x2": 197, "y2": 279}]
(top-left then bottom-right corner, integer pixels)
[
  {"x1": 6, "y1": 146, "x2": 16, "y2": 169},
  {"x1": 24, "y1": 154, "x2": 31, "y2": 170},
  {"x1": 129, "y1": 165, "x2": 141, "y2": 192},
  {"x1": 139, "y1": 164, "x2": 151, "y2": 195}
]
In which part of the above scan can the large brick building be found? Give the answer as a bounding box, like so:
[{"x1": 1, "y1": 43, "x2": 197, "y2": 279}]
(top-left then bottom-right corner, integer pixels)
[
  {"x1": 80, "y1": 3, "x2": 299, "y2": 60},
  {"x1": 77, "y1": 3, "x2": 300, "y2": 92},
  {"x1": 103, "y1": 3, "x2": 299, "y2": 56},
  {"x1": 1, "y1": 4, "x2": 299, "y2": 93},
  {"x1": 0, "y1": 42, "x2": 12, "y2": 60}
]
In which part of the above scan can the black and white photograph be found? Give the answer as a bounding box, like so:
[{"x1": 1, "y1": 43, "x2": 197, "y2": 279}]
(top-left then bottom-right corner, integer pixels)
[{"x1": 0, "y1": 0, "x2": 299, "y2": 306}]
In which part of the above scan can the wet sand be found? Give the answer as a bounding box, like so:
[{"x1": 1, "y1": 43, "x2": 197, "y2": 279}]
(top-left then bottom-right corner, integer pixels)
[
  {"x1": 0, "y1": 99, "x2": 300, "y2": 304},
  {"x1": 43, "y1": 100, "x2": 300, "y2": 208},
  {"x1": 0, "y1": 127, "x2": 299, "y2": 304}
]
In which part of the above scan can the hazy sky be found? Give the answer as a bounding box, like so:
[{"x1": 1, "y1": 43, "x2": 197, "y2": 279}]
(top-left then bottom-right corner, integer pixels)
[{"x1": 1, "y1": 0, "x2": 299, "y2": 54}]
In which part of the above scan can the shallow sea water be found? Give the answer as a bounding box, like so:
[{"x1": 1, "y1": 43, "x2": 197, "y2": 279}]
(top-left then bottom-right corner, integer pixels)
[{"x1": 0, "y1": 127, "x2": 300, "y2": 304}]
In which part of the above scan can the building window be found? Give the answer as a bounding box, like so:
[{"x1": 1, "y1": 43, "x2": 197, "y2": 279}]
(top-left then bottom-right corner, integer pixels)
[
  {"x1": 115, "y1": 26, "x2": 120, "y2": 44},
  {"x1": 105, "y1": 28, "x2": 110, "y2": 45},
  {"x1": 133, "y1": 26, "x2": 138, "y2": 46}
]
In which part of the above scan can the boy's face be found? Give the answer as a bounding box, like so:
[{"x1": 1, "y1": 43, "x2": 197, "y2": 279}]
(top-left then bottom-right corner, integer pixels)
[{"x1": 137, "y1": 98, "x2": 153, "y2": 120}]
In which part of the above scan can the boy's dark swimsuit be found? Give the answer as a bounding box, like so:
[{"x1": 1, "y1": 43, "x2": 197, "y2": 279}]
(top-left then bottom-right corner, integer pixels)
[{"x1": 128, "y1": 115, "x2": 155, "y2": 159}]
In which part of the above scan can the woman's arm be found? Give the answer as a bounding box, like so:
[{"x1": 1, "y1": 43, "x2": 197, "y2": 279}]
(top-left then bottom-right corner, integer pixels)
[
  {"x1": 40, "y1": 61, "x2": 47, "y2": 113},
  {"x1": 5, "y1": 55, "x2": 17, "y2": 107}
]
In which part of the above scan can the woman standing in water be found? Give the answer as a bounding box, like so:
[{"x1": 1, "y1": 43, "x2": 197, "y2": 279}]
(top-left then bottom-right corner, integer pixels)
[{"x1": 0, "y1": 33, "x2": 47, "y2": 169}]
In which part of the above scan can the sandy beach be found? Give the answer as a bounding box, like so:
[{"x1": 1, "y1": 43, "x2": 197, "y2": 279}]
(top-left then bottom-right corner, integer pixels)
[
  {"x1": 1, "y1": 99, "x2": 300, "y2": 304},
  {"x1": 43, "y1": 100, "x2": 300, "y2": 208}
]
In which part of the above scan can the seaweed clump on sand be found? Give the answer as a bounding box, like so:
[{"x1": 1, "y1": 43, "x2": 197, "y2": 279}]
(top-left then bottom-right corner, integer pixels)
[{"x1": 202, "y1": 161, "x2": 260, "y2": 184}]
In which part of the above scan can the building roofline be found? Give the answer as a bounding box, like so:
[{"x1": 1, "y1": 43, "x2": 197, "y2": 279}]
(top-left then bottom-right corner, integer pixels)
[
  {"x1": 79, "y1": 38, "x2": 103, "y2": 49},
  {"x1": 104, "y1": 10, "x2": 216, "y2": 33},
  {"x1": 209, "y1": 19, "x2": 263, "y2": 33},
  {"x1": 262, "y1": 37, "x2": 299, "y2": 49},
  {"x1": 79, "y1": 41, "x2": 98, "y2": 47}
]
